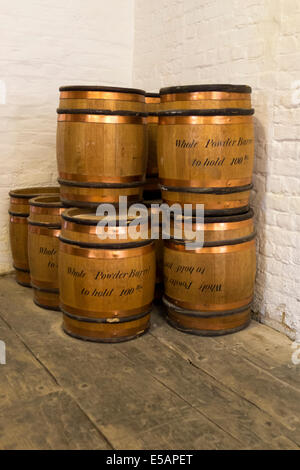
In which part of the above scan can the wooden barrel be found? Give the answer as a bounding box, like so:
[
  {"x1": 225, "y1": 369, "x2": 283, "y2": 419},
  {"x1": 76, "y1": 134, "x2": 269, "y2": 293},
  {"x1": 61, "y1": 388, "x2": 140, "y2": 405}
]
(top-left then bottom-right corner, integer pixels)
[
  {"x1": 57, "y1": 109, "x2": 147, "y2": 207},
  {"x1": 163, "y1": 210, "x2": 256, "y2": 335},
  {"x1": 158, "y1": 109, "x2": 254, "y2": 214},
  {"x1": 160, "y1": 84, "x2": 252, "y2": 110},
  {"x1": 9, "y1": 187, "x2": 60, "y2": 287},
  {"x1": 59, "y1": 85, "x2": 146, "y2": 112},
  {"x1": 59, "y1": 208, "x2": 156, "y2": 342},
  {"x1": 28, "y1": 196, "x2": 65, "y2": 310},
  {"x1": 9, "y1": 213, "x2": 30, "y2": 287}
]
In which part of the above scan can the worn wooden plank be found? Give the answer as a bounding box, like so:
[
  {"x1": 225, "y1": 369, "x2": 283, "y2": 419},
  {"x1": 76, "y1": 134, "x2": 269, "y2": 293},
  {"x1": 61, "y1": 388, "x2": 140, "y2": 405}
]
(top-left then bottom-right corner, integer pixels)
[
  {"x1": 0, "y1": 315, "x2": 59, "y2": 411},
  {"x1": 0, "y1": 391, "x2": 111, "y2": 450},
  {"x1": 0, "y1": 275, "x2": 241, "y2": 450},
  {"x1": 116, "y1": 327, "x2": 299, "y2": 450},
  {"x1": 150, "y1": 309, "x2": 300, "y2": 443},
  {"x1": 211, "y1": 321, "x2": 300, "y2": 389}
]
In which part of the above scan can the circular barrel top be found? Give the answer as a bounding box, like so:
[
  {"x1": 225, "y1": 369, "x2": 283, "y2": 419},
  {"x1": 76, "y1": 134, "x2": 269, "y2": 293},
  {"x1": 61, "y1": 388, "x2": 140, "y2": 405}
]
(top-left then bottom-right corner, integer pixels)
[
  {"x1": 146, "y1": 92, "x2": 160, "y2": 98},
  {"x1": 61, "y1": 208, "x2": 149, "y2": 226},
  {"x1": 158, "y1": 108, "x2": 254, "y2": 116},
  {"x1": 57, "y1": 108, "x2": 147, "y2": 117},
  {"x1": 174, "y1": 209, "x2": 254, "y2": 225},
  {"x1": 59, "y1": 85, "x2": 146, "y2": 95},
  {"x1": 28, "y1": 195, "x2": 63, "y2": 208},
  {"x1": 160, "y1": 84, "x2": 252, "y2": 95},
  {"x1": 9, "y1": 187, "x2": 60, "y2": 199}
]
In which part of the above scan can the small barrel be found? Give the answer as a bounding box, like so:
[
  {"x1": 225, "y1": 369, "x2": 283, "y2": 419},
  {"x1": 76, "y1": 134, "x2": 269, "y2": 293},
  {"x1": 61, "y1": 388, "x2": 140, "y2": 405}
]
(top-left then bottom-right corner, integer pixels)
[
  {"x1": 163, "y1": 210, "x2": 256, "y2": 335},
  {"x1": 158, "y1": 109, "x2": 254, "y2": 215},
  {"x1": 160, "y1": 84, "x2": 252, "y2": 111},
  {"x1": 28, "y1": 195, "x2": 65, "y2": 310},
  {"x1": 59, "y1": 86, "x2": 146, "y2": 112},
  {"x1": 56, "y1": 109, "x2": 147, "y2": 207},
  {"x1": 9, "y1": 187, "x2": 60, "y2": 287},
  {"x1": 59, "y1": 208, "x2": 156, "y2": 342}
]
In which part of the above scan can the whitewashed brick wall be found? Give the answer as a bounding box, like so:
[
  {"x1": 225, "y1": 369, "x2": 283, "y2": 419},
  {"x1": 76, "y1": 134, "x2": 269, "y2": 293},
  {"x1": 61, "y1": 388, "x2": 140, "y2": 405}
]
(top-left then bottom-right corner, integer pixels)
[
  {"x1": 133, "y1": 0, "x2": 300, "y2": 338},
  {"x1": 0, "y1": 0, "x2": 134, "y2": 273}
]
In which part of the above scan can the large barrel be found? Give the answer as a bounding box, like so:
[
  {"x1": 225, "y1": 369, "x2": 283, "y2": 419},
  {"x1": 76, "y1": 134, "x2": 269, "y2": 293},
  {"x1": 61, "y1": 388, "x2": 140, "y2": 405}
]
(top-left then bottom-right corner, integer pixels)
[
  {"x1": 158, "y1": 109, "x2": 254, "y2": 214},
  {"x1": 59, "y1": 208, "x2": 156, "y2": 342},
  {"x1": 59, "y1": 86, "x2": 146, "y2": 112},
  {"x1": 163, "y1": 210, "x2": 256, "y2": 335},
  {"x1": 28, "y1": 195, "x2": 65, "y2": 310},
  {"x1": 9, "y1": 187, "x2": 60, "y2": 286},
  {"x1": 56, "y1": 109, "x2": 147, "y2": 207},
  {"x1": 160, "y1": 84, "x2": 252, "y2": 110}
]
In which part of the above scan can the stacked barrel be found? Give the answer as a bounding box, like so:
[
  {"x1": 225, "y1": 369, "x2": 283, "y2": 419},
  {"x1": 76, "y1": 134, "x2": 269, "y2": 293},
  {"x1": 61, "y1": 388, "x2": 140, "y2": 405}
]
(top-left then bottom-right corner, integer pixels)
[
  {"x1": 55, "y1": 85, "x2": 156, "y2": 342},
  {"x1": 158, "y1": 84, "x2": 256, "y2": 336}
]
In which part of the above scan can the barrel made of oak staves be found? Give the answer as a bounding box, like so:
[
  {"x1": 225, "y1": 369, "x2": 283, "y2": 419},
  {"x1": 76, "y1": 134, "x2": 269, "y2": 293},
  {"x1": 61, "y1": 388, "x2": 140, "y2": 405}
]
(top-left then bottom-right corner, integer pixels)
[
  {"x1": 163, "y1": 210, "x2": 256, "y2": 336},
  {"x1": 59, "y1": 208, "x2": 156, "y2": 342},
  {"x1": 28, "y1": 196, "x2": 65, "y2": 310},
  {"x1": 59, "y1": 86, "x2": 146, "y2": 112},
  {"x1": 9, "y1": 187, "x2": 60, "y2": 215},
  {"x1": 160, "y1": 84, "x2": 252, "y2": 111},
  {"x1": 145, "y1": 200, "x2": 163, "y2": 286},
  {"x1": 9, "y1": 213, "x2": 30, "y2": 287},
  {"x1": 158, "y1": 109, "x2": 255, "y2": 215},
  {"x1": 146, "y1": 93, "x2": 160, "y2": 177},
  {"x1": 56, "y1": 109, "x2": 147, "y2": 207}
]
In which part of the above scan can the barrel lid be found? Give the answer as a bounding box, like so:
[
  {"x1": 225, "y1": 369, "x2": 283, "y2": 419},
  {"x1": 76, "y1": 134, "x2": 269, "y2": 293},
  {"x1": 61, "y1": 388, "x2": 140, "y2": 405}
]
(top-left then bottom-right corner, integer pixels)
[
  {"x1": 160, "y1": 84, "x2": 252, "y2": 95},
  {"x1": 9, "y1": 187, "x2": 60, "y2": 199},
  {"x1": 59, "y1": 85, "x2": 146, "y2": 96},
  {"x1": 145, "y1": 92, "x2": 160, "y2": 98},
  {"x1": 29, "y1": 195, "x2": 63, "y2": 208},
  {"x1": 174, "y1": 209, "x2": 254, "y2": 224},
  {"x1": 57, "y1": 108, "x2": 147, "y2": 117},
  {"x1": 61, "y1": 208, "x2": 149, "y2": 226},
  {"x1": 158, "y1": 108, "x2": 254, "y2": 117}
]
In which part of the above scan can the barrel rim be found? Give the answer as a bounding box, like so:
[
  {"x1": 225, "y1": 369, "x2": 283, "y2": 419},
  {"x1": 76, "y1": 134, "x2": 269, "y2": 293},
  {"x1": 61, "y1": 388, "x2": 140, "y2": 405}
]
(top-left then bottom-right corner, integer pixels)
[
  {"x1": 9, "y1": 210, "x2": 29, "y2": 217},
  {"x1": 59, "y1": 85, "x2": 146, "y2": 95},
  {"x1": 59, "y1": 235, "x2": 154, "y2": 250},
  {"x1": 28, "y1": 195, "x2": 63, "y2": 208},
  {"x1": 57, "y1": 108, "x2": 147, "y2": 117},
  {"x1": 145, "y1": 92, "x2": 160, "y2": 98},
  {"x1": 61, "y1": 207, "x2": 150, "y2": 226},
  {"x1": 158, "y1": 108, "x2": 254, "y2": 116},
  {"x1": 161, "y1": 183, "x2": 253, "y2": 194},
  {"x1": 147, "y1": 112, "x2": 159, "y2": 116},
  {"x1": 28, "y1": 220, "x2": 61, "y2": 229},
  {"x1": 9, "y1": 187, "x2": 59, "y2": 199},
  {"x1": 159, "y1": 84, "x2": 252, "y2": 95},
  {"x1": 58, "y1": 178, "x2": 145, "y2": 189},
  {"x1": 61, "y1": 307, "x2": 152, "y2": 324},
  {"x1": 163, "y1": 295, "x2": 253, "y2": 318},
  {"x1": 173, "y1": 208, "x2": 254, "y2": 224}
]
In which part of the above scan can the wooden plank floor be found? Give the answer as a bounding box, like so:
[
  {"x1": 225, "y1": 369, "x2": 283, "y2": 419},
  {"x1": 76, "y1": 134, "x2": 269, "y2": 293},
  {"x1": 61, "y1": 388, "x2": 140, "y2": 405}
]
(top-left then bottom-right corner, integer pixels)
[{"x1": 0, "y1": 274, "x2": 299, "y2": 450}]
